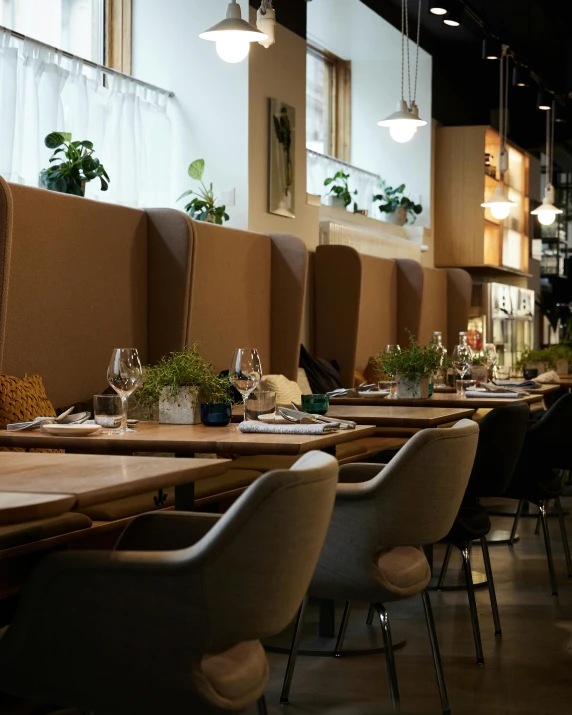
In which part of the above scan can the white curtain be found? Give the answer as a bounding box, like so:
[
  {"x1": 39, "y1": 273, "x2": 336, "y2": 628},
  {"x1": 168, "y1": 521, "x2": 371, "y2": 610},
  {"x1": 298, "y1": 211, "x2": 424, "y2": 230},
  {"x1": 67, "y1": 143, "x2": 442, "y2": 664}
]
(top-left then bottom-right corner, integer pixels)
[{"x1": 0, "y1": 29, "x2": 173, "y2": 208}]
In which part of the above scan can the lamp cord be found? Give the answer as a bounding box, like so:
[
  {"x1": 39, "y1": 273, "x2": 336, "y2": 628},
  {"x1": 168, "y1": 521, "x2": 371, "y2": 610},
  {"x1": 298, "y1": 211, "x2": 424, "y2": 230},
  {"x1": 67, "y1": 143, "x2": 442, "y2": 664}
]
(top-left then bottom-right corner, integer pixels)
[
  {"x1": 413, "y1": 0, "x2": 421, "y2": 106},
  {"x1": 401, "y1": 0, "x2": 406, "y2": 102}
]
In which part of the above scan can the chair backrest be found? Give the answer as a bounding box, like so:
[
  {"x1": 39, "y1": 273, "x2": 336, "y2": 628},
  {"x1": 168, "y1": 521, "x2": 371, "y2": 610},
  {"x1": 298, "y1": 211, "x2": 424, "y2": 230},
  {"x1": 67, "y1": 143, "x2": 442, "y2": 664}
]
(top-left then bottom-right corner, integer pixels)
[{"x1": 466, "y1": 401, "x2": 530, "y2": 498}]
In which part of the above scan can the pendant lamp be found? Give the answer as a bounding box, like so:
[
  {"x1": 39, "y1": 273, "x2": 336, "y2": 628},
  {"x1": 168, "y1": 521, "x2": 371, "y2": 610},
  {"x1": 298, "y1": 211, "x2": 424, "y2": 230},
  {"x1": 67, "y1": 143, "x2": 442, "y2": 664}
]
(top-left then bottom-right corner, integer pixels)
[
  {"x1": 531, "y1": 104, "x2": 563, "y2": 226},
  {"x1": 200, "y1": 0, "x2": 268, "y2": 63}
]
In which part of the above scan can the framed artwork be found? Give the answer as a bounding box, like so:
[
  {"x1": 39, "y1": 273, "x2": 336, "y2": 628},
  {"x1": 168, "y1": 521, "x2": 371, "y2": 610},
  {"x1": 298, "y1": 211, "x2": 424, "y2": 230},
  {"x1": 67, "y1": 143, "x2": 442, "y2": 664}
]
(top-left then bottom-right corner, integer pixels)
[{"x1": 269, "y1": 98, "x2": 296, "y2": 218}]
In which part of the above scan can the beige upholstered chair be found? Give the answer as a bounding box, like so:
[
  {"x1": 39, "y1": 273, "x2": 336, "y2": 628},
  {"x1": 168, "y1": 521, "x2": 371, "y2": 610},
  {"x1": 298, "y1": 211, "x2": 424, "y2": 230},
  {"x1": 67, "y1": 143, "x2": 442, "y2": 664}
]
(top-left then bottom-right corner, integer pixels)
[
  {"x1": 0, "y1": 451, "x2": 338, "y2": 715},
  {"x1": 281, "y1": 420, "x2": 479, "y2": 713}
]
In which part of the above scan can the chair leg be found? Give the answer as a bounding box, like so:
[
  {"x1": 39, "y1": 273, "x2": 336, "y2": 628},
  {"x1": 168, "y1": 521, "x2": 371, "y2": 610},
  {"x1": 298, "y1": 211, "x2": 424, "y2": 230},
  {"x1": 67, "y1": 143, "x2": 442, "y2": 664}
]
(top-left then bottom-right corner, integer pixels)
[
  {"x1": 539, "y1": 501, "x2": 559, "y2": 597},
  {"x1": 480, "y1": 537, "x2": 502, "y2": 637},
  {"x1": 366, "y1": 603, "x2": 376, "y2": 625},
  {"x1": 376, "y1": 604, "x2": 401, "y2": 712},
  {"x1": 534, "y1": 513, "x2": 541, "y2": 536},
  {"x1": 257, "y1": 695, "x2": 268, "y2": 714},
  {"x1": 334, "y1": 601, "x2": 352, "y2": 657},
  {"x1": 437, "y1": 542, "x2": 453, "y2": 590},
  {"x1": 461, "y1": 545, "x2": 484, "y2": 665},
  {"x1": 556, "y1": 497, "x2": 572, "y2": 577},
  {"x1": 509, "y1": 500, "x2": 525, "y2": 546},
  {"x1": 421, "y1": 590, "x2": 451, "y2": 715},
  {"x1": 280, "y1": 596, "x2": 308, "y2": 705}
]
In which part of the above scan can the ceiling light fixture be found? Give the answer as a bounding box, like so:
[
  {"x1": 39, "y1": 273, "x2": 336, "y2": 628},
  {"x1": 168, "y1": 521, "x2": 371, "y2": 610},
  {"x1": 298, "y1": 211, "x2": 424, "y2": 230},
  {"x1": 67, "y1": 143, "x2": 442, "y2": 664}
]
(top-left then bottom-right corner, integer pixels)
[
  {"x1": 257, "y1": 0, "x2": 276, "y2": 48},
  {"x1": 200, "y1": 0, "x2": 268, "y2": 64},
  {"x1": 482, "y1": 37, "x2": 502, "y2": 60},
  {"x1": 512, "y1": 64, "x2": 530, "y2": 87},
  {"x1": 537, "y1": 88, "x2": 551, "y2": 111},
  {"x1": 442, "y1": 2, "x2": 463, "y2": 26},
  {"x1": 378, "y1": 0, "x2": 427, "y2": 143},
  {"x1": 429, "y1": 6, "x2": 447, "y2": 15},
  {"x1": 531, "y1": 103, "x2": 563, "y2": 226},
  {"x1": 481, "y1": 46, "x2": 517, "y2": 220}
]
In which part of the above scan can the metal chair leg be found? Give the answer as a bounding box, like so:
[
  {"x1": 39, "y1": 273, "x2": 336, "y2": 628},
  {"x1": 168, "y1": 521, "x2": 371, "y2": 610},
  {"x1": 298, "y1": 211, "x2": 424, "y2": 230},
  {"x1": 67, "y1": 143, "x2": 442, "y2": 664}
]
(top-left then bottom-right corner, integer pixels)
[
  {"x1": 539, "y1": 501, "x2": 559, "y2": 597},
  {"x1": 257, "y1": 694, "x2": 268, "y2": 714},
  {"x1": 461, "y1": 545, "x2": 484, "y2": 664},
  {"x1": 480, "y1": 537, "x2": 502, "y2": 636},
  {"x1": 437, "y1": 542, "x2": 453, "y2": 590},
  {"x1": 421, "y1": 590, "x2": 451, "y2": 715},
  {"x1": 376, "y1": 604, "x2": 401, "y2": 712},
  {"x1": 509, "y1": 500, "x2": 525, "y2": 546},
  {"x1": 280, "y1": 596, "x2": 308, "y2": 704},
  {"x1": 366, "y1": 603, "x2": 376, "y2": 625},
  {"x1": 556, "y1": 497, "x2": 572, "y2": 577},
  {"x1": 334, "y1": 601, "x2": 352, "y2": 657},
  {"x1": 534, "y1": 513, "x2": 541, "y2": 536}
]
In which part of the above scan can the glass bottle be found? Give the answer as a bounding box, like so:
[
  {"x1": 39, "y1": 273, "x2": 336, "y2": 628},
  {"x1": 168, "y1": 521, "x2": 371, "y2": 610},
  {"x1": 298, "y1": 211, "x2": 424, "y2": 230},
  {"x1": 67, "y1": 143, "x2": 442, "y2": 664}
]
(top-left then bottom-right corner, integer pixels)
[{"x1": 433, "y1": 331, "x2": 448, "y2": 388}]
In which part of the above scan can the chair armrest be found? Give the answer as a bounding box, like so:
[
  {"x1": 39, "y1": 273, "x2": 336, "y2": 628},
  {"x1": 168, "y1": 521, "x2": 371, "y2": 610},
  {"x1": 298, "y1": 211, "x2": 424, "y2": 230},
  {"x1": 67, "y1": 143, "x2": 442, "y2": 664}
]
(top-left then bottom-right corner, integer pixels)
[
  {"x1": 115, "y1": 511, "x2": 222, "y2": 552},
  {"x1": 338, "y1": 463, "x2": 385, "y2": 484}
]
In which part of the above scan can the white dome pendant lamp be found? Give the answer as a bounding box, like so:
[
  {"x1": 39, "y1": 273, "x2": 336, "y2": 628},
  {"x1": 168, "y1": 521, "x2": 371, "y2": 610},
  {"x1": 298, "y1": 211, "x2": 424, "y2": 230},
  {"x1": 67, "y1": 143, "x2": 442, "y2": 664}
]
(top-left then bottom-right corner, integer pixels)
[
  {"x1": 531, "y1": 103, "x2": 563, "y2": 226},
  {"x1": 481, "y1": 46, "x2": 517, "y2": 220},
  {"x1": 378, "y1": 0, "x2": 427, "y2": 143},
  {"x1": 200, "y1": 0, "x2": 268, "y2": 64}
]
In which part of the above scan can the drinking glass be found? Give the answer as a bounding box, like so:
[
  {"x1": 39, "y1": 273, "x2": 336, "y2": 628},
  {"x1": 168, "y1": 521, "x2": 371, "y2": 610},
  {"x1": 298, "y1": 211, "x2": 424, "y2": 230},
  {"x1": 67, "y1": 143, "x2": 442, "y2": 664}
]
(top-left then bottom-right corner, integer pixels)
[
  {"x1": 385, "y1": 345, "x2": 401, "y2": 398},
  {"x1": 93, "y1": 394, "x2": 122, "y2": 432},
  {"x1": 245, "y1": 391, "x2": 276, "y2": 421},
  {"x1": 452, "y1": 343, "x2": 473, "y2": 398},
  {"x1": 483, "y1": 343, "x2": 497, "y2": 379},
  {"x1": 107, "y1": 348, "x2": 143, "y2": 433},
  {"x1": 229, "y1": 348, "x2": 262, "y2": 421}
]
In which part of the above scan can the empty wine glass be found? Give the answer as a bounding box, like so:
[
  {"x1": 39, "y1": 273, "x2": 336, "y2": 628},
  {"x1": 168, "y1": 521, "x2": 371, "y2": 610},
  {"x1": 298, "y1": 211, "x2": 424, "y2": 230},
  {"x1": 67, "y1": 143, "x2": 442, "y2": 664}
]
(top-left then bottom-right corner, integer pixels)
[
  {"x1": 452, "y1": 343, "x2": 473, "y2": 398},
  {"x1": 483, "y1": 343, "x2": 497, "y2": 379},
  {"x1": 107, "y1": 348, "x2": 143, "y2": 433},
  {"x1": 385, "y1": 344, "x2": 401, "y2": 398},
  {"x1": 229, "y1": 348, "x2": 262, "y2": 421}
]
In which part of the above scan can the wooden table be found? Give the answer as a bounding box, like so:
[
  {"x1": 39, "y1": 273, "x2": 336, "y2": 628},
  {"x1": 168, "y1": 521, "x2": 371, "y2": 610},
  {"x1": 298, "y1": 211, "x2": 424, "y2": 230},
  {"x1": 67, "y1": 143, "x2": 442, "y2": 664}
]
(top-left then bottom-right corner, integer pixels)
[
  {"x1": 0, "y1": 453, "x2": 231, "y2": 523},
  {"x1": 330, "y1": 392, "x2": 544, "y2": 409},
  {"x1": 434, "y1": 384, "x2": 559, "y2": 397},
  {"x1": 324, "y1": 405, "x2": 474, "y2": 427}
]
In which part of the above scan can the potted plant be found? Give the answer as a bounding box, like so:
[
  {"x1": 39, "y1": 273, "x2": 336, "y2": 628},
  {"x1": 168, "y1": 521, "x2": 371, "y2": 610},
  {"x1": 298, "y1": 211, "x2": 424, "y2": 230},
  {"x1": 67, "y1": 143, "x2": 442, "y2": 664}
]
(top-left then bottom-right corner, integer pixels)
[
  {"x1": 178, "y1": 159, "x2": 230, "y2": 225},
  {"x1": 136, "y1": 344, "x2": 232, "y2": 425},
  {"x1": 324, "y1": 171, "x2": 358, "y2": 212},
  {"x1": 516, "y1": 345, "x2": 572, "y2": 377},
  {"x1": 373, "y1": 181, "x2": 422, "y2": 226},
  {"x1": 470, "y1": 354, "x2": 489, "y2": 384},
  {"x1": 39, "y1": 132, "x2": 110, "y2": 196},
  {"x1": 373, "y1": 334, "x2": 441, "y2": 399}
]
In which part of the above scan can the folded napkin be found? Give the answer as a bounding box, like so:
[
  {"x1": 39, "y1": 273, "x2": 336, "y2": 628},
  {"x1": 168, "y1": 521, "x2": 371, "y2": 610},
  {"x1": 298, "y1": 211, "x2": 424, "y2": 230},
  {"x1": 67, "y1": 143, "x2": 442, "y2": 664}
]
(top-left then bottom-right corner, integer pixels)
[
  {"x1": 238, "y1": 421, "x2": 340, "y2": 435},
  {"x1": 494, "y1": 380, "x2": 539, "y2": 388},
  {"x1": 465, "y1": 391, "x2": 519, "y2": 399},
  {"x1": 535, "y1": 370, "x2": 561, "y2": 384}
]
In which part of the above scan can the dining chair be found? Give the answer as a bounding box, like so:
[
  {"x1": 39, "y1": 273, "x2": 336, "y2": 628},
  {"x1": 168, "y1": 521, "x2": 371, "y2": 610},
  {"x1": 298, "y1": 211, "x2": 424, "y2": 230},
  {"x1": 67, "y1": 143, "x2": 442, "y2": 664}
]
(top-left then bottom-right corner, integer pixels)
[
  {"x1": 280, "y1": 420, "x2": 479, "y2": 713},
  {"x1": 0, "y1": 451, "x2": 339, "y2": 715},
  {"x1": 504, "y1": 393, "x2": 572, "y2": 596},
  {"x1": 436, "y1": 402, "x2": 530, "y2": 663}
]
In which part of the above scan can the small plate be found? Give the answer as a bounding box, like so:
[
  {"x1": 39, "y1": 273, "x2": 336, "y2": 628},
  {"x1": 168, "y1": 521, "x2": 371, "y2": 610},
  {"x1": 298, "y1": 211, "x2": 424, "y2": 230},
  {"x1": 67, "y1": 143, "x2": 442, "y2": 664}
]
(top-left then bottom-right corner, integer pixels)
[
  {"x1": 41, "y1": 423, "x2": 103, "y2": 437},
  {"x1": 359, "y1": 390, "x2": 390, "y2": 398}
]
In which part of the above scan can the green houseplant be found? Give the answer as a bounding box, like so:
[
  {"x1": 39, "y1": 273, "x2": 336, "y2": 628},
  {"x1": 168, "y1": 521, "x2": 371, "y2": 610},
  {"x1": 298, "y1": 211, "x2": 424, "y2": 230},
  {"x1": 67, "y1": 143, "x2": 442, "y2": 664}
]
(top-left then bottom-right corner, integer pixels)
[
  {"x1": 136, "y1": 345, "x2": 233, "y2": 426},
  {"x1": 373, "y1": 181, "x2": 422, "y2": 226},
  {"x1": 516, "y1": 345, "x2": 572, "y2": 376},
  {"x1": 39, "y1": 132, "x2": 110, "y2": 197},
  {"x1": 324, "y1": 171, "x2": 358, "y2": 212},
  {"x1": 178, "y1": 159, "x2": 230, "y2": 225},
  {"x1": 373, "y1": 334, "x2": 441, "y2": 399}
]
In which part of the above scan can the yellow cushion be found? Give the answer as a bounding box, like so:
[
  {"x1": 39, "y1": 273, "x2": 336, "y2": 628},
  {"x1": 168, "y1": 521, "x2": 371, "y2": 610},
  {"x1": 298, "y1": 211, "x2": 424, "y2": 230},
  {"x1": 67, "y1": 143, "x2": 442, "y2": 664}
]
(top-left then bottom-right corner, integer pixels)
[{"x1": 258, "y1": 374, "x2": 302, "y2": 406}]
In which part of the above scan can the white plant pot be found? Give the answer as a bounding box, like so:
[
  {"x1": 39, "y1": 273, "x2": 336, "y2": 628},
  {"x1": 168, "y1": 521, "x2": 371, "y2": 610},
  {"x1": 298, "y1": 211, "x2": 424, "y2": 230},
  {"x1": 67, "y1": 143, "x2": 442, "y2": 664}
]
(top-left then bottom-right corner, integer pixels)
[
  {"x1": 388, "y1": 206, "x2": 408, "y2": 226},
  {"x1": 396, "y1": 375, "x2": 430, "y2": 399},
  {"x1": 470, "y1": 366, "x2": 488, "y2": 384},
  {"x1": 159, "y1": 386, "x2": 201, "y2": 425},
  {"x1": 326, "y1": 195, "x2": 347, "y2": 209}
]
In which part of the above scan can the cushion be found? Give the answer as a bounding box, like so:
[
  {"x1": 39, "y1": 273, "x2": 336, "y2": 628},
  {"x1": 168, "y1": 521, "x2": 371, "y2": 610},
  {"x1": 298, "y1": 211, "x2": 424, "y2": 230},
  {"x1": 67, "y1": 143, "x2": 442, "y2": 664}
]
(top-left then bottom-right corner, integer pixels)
[
  {"x1": 258, "y1": 374, "x2": 302, "y2": 406},
  {"x1": 192, "y1": 640, "x2": 268, "y2": 710},
  {"x1": 0, "y1": 513, "x2": 92, "y2": 551},
  {"x1": 297, "y1": 368, "x2": 313, "y2": 396},
  {"x1": 376, "y1": 546, "x2": 431, "y2": 598},
  {"x1": 0, "y1": 374, "x2": 61, "y2": 453}
]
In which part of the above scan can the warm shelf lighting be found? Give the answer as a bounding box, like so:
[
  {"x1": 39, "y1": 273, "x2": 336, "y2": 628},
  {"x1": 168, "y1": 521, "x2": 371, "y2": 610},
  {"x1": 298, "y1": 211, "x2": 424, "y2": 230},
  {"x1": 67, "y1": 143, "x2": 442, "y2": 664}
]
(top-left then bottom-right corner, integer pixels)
[{"x1": 200, "y1": 0, "x2": 268, "y2": 63}]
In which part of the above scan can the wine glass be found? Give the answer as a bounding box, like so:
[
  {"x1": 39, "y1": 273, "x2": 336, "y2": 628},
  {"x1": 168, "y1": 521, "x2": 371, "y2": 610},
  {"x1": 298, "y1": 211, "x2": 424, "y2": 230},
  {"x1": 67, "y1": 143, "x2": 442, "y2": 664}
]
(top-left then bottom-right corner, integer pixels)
[
  {"x1": 452, "y1": 343, "x2": 473, "y2": 398},
  {"x1": 107, "y1": 348, "x2": 143, "y2": 433},
  {"x1": 229, "y1": 348, "x2": 262, "y2": 421},
  {"x1": 385, "y1": 345, "x2": 401, "y2": 398},
  {"x1": 483, "y1": 343, "x2": 497, "y2": 379}
]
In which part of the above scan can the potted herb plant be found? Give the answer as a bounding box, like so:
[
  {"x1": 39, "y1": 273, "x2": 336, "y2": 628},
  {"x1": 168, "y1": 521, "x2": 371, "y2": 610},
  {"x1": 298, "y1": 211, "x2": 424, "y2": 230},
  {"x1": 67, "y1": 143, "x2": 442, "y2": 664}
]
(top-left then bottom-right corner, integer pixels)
[
  {"x1": 136, "y1": 344, "x2": 232, "y2": 425},
  {"x1": 374, "y1": 334, "x2": 441, "y2": 399},
  {"x1": 470, "y1": 354, "x2": 489, "y2": 384},
  {"x1": 178, "y1": 159, "x2": 230, "y2": 225},
  {"x1": 324, "y1": 171, "x2": 358, "y2": 212},
  {"x1": 373, "y1": 181, "x2": 422, "y2": 226},
  {"x1": 39, "y1": 132, "x2": 109, "y2": 197},
  {"x1": 517, "y1": 345, "x2": 572, "y2": 377}
]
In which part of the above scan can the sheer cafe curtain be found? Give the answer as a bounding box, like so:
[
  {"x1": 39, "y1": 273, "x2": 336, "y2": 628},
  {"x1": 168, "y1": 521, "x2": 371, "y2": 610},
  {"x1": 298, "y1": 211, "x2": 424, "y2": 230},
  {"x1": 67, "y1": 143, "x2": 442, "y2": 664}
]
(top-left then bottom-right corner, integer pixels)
[{"x1": 0, "y1": 30, "x2": 173, "y2": 208}]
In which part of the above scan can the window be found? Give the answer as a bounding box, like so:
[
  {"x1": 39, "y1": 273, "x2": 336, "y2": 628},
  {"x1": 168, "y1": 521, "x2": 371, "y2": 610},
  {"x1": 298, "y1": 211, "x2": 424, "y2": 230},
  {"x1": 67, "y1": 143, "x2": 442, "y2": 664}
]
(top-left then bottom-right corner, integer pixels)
[{"x1": 306, "y1": 45, "x2": 351, "y2": 161}]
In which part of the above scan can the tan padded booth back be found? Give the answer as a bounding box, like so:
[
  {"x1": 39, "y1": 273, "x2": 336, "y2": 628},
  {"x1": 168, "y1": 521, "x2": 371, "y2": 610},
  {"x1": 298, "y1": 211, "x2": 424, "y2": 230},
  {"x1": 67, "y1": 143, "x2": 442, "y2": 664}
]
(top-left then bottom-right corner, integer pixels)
[
  {"x1": 314, "y1": 245, "x2": 397, "y2": 387},
  {"x1": 0, "y1": 178, "x2": 12, "y2": 370},
  {"x1": 419, "y1": 267, "x2": 449, "y2": 345},
  {"x1": 0, "y1": 180, "x2": 148, "y2": 408},
  {"x1": 147, "y1": 213, "x2": 307, "y2": 380},
  {"x1": 447, "y1": 268, "x2": 473, "y2": 353},
  {"x1": 395, "y1": 260, "x2": 423, "y2": 347}
]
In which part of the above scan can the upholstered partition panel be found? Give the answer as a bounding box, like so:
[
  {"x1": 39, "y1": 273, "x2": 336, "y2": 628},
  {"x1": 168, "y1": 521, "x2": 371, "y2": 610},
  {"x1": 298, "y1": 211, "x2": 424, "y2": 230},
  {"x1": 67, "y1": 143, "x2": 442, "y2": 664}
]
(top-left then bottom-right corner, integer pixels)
[
  {"x1": 447, "y1": 268, "x2": 472, "y2": 353},
  {"x1": 0, "y1": 180, "x2": 148, "y2": 407},
  {"x1": 395, "y1": 259, "x2": 423, "y2": 347},
  {"x1": 0, "y1": 178, "x2": 12, "y2": 371},
  {"x1": 419, "y1": 267, "x2": 449, "y2": 345}
]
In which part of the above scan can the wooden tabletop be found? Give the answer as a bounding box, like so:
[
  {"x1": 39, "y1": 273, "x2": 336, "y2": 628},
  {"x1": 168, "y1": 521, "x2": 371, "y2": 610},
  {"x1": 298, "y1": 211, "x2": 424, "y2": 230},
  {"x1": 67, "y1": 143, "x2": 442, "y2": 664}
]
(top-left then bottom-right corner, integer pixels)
[
  {"x1": 330, "y1": 392, "x2": 544, "y2": 409},
  {"x1": 0, "y1": 453, "x2": 231, "y2": 523},
  {"x1": 434, "y1": 384, "x2": 559, "y2": 396},
  {"x1": 325, "y1": 405, "x2": 475, "y2": 427},
  {"x1": 0, "y1": 422, "x2": 376, "y2": 457}
]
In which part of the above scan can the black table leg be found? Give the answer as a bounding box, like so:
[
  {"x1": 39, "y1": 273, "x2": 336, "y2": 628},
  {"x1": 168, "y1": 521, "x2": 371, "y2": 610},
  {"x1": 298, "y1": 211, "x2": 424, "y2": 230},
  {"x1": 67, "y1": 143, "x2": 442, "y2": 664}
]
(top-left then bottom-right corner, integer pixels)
[
  {"x1": 318, "y1": 598, "x2": 336, "y2": 637},
  {"x1": 175, "y1": 452, "x2": 196, "y2": 510},
  {"x1": 321, "y1": 446, "x2": 337, "y2": 457}
]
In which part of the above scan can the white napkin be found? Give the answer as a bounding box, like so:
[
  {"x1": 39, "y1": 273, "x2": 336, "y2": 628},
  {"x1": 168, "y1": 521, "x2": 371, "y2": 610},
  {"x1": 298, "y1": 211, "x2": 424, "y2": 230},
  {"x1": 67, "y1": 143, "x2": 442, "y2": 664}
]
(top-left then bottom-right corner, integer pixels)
[
  {"x1": 465, "y1": 391, "x2": 518, "y2": 399},
  {"x1": 535, "y1": 371, "x2": 561, "y2": 384},
  {"x1": 238, "y1": 421, "x2": 340, "y2": 435}
]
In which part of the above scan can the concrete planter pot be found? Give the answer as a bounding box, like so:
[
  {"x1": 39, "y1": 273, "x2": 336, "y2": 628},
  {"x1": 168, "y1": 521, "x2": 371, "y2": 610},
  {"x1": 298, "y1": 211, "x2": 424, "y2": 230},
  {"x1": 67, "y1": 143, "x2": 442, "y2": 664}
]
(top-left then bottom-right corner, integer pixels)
[
  {"x1": 326, "y1": 195, "x2": 347, "y2": 209},
  {"x1": 471, "y1": 366, "x2": 488, "y2": 384},
  {"x1": 396, "y1": 375, "x2": 430, "y2": 399},
  {"x1": 159, "y1": 386, "x2": 201, "y2": 425},
  {"x1": 387, "y1": 206, "x2": 408, "y2": 226}
]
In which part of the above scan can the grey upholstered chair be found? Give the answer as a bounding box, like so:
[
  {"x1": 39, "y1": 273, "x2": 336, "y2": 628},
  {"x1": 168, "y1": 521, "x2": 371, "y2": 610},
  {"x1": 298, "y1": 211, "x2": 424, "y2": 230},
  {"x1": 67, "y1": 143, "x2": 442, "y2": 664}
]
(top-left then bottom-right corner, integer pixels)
[
  {"x1": 281, "y1": 420, "x2": 479, "y2": 713},
  {"x1": 0, "y1": 451, "x2": 339, "y2": 715}
]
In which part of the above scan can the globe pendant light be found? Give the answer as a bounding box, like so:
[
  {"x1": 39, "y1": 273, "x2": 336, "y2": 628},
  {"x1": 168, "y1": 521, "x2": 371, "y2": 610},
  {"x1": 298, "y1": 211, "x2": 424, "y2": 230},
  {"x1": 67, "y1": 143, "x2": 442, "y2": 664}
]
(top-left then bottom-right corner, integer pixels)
[
  {"x1": 200, "y1": 0, "x2": 268, "y2": 64},
  {"x1": 378, "y1": 0, "x2": 427, "y2": 143},
  {"x1": 481, "y1": 46, "x2": 517, "y2": 220},
  {"x1": 531, "y1": 104, "x2": 563, "y2": 226}
]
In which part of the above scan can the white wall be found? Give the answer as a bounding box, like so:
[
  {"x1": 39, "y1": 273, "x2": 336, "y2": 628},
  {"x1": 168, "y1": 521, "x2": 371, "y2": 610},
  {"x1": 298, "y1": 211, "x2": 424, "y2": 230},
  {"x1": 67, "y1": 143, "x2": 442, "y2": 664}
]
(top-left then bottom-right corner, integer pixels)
[
  {"x1": 132, "y1": 0, "x2": 249, "y2": 228},
  {"x1": 308, "y1": 0, "x2": 433, "y2": 229}
]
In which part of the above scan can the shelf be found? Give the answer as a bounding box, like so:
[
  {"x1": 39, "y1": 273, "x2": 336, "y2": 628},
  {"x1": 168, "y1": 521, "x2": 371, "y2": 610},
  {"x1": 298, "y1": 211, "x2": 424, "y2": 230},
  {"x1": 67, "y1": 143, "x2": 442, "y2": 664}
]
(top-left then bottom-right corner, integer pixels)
[{"x1": 440, "y1": 264, "x2": 533, "y2": 279}]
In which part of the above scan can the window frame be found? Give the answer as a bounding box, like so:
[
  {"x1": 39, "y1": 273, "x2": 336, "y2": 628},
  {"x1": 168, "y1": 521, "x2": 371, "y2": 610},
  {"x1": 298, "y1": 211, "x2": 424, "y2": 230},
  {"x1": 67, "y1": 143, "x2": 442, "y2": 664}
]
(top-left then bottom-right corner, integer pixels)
[
  {"x1": 307, "y1": 43, "x2": 351, "y2": 162},
  {"x1": 104, "y1": 0, "x2": 131, "y2": 73}
]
